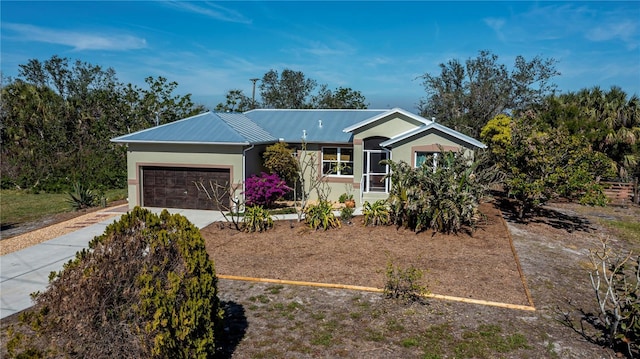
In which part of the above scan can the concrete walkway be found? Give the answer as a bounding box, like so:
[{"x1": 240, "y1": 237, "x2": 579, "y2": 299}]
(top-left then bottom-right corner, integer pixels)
[{"x1": 0, "y1": 206, "x2": 225, "y2": 320}]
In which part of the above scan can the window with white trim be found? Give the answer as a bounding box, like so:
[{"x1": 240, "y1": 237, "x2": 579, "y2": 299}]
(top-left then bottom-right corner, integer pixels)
[
  {"x1": 322, "y1": 147, "x2": 353, "y2": 176},
  {"x1": 416, "y1": 152, "x2": 438, "y2": 171}
]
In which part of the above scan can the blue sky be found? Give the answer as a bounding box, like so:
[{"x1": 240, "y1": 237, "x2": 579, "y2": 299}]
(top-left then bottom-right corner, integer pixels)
[{"x1": 2, "y1": 1, "x2": 639, "y2": 112}]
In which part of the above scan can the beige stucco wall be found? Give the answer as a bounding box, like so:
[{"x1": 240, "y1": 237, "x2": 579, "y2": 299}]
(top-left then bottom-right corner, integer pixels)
[
  {"x1": 349, "y1": 113, "x2": 427, "y2": 204},
  {"x1": 389, "y1": 131, "x2": 474, "y2": 167},
  {"x1": 353, "y1": 113, "x2": 424, "y2": 139},
  {"x1": 125, "y1": 143, "x2": 244, "y2": 208},
  {"x1": 347, "y1": 114, "x2": 480, "y2": 205},
  {"x1": 287, "y1": 143, "x2": 356, "y2": 205}
]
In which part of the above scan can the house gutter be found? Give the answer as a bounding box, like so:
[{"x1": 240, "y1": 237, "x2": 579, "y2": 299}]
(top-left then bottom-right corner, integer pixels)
[{"x1": 242, "y1": 144, "x2": 255, "y2": 203}]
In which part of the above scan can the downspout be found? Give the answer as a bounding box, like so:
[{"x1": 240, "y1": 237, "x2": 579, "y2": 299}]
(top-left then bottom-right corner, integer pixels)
[{"x1": 242, "y1": 144, "x2": 255, "y2": 206}]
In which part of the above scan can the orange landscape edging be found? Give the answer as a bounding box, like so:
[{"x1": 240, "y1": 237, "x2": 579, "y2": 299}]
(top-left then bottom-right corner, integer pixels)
[
  {"x1": 217, "y1": 274, "x2": 536, "y2": 311},
  {"x1": 497, "y1": 208, "x2": 536, "y2": 308}
]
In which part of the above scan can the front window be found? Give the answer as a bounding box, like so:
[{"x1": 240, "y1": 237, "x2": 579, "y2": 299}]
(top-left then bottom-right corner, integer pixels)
[
  {"x1": 416, "y1": 152, "x2": 438, "y2": 171},
  {"x1": 322, "y1": 147, "x2": 353, "y2": 176}
]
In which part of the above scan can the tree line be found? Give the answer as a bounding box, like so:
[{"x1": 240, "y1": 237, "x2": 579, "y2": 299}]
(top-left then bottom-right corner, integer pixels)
[
  {"x1": 214, "y1": 69, "x2": 368, "y2": 112},
  {"x1": 1, "y1": 51, "x2": 638, "y2": 200},
  {"x1": 1, "y1": 56, "x2": 204, "y2": 192}
]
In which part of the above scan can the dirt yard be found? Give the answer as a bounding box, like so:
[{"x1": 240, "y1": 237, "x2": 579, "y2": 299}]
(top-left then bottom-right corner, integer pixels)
[
  {"x1": 201, "y1": 200, "x2": 639, "y2": 358},
  {"x1": 203, "y1": 202, "x2": 530, "y2": 307},
  {"x1": 2, "y1": 199, "x2": 638, "y2": 358}
]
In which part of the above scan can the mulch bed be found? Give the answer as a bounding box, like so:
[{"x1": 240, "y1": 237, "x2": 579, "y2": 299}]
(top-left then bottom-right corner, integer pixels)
[{"x1": 201, "y1": 201, "x2": 530, "y2": 306}]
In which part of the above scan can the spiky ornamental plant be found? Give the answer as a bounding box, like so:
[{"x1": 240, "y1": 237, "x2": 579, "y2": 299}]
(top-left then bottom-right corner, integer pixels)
[{"x1": 383, "y1": 149, "x2": 486, "y2": 234}]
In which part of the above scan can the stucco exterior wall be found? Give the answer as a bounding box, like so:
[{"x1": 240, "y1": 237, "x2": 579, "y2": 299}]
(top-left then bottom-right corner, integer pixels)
[
  {"x1": 389, "y1": 131, "x2": 474, "y2": 167},
  {"x1": 289, "y1": 143, "x2": 356, "y2": 205},
  {"x1": 348, "y1": 113, "x2": 426, "y2": 204},
  {"x1": 353, "y1": 113, "x2": 424, "y2": 140},
  {"x1": 125, "y1": 143, "x2": 244, "y2": 208}
]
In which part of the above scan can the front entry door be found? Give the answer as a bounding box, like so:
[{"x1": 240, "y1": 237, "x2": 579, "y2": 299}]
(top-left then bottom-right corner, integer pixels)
[{"x1": 363, "y1": 149, "x2": 390, "y2": 193}]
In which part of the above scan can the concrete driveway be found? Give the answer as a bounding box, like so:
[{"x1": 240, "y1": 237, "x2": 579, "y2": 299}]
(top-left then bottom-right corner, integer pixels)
[{"x1": 0, "y1": 206, "x2": 224, "y2": 320}]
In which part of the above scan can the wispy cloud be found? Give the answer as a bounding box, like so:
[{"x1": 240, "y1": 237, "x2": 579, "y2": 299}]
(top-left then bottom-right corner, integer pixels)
[
  {"x1": 491, "y1": 3, "x2": 639, "y2": 50},
  {"x1": 302, "y1": 41, "x2": 355, "y2": 56},
  {"x1": 163, "y1": 1, "x2": 251, "y2": 24},
  {"x1": 303, "y1": 41, "x2": 351, "y2": 57},
  {"x1": 2, "y1": 23, "x2": 146, "y2": 51},
  {"x1": 587, "y1": 20, "x2": 638, "y2": 50},
  {"x1": 483, "y1": 17, "x2": 506, "y2": 41},
  {"x1": 364, "y1": 56, "x2": 391, "y2": 67}
]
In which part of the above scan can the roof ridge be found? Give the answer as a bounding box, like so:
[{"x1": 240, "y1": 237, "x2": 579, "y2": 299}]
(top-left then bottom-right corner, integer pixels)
[{"x1": 244, "y1": 108, "x2": 390, "y2": 114}]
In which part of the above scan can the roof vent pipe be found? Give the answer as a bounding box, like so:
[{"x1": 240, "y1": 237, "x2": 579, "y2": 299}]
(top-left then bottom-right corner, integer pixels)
[
  {"x1": 432, "y1": 117, "x2": 436, "y2": 122},
  {"x1": 302, "y1": 129, "x2": 307, "y2": 140},
  {"x1": 318, "y1": 119, "x2": 323, "y2": 128}
]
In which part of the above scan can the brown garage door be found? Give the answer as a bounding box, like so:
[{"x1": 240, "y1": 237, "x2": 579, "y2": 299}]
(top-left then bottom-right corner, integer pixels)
[{"x1": 142, "y1": 166, "x2": 230, "y2": 210}]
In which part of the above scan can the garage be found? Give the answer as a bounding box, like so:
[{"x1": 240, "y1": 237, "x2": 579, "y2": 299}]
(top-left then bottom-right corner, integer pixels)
[{"x1": 141, "y1": 166, "x2": 230, "y2": 210}]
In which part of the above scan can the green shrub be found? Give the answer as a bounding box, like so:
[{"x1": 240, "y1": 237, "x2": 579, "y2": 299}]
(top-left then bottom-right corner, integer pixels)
[
  {"x1": 340, "y1": 205, "x2": 355, "y2": 222},
  {"x1": 243, "y1": 205, "x2": 274, "y2": 232},
  {"x1": 262, "y1": 141, "x2": 300, "y2": 183},
  {"x1": 384, "y1": 151, "x2": 485, "y2": 234},
  {"x1": 9, "y1": 207, "x2": 223, "y2": 358},
  {"x1": 66, "y1": 181, "x2": 97, "y2": 210},
  {"x1": 383, "y1": 261, "x2": 428, "y2": 303},
  {"x1": 362, "y1": 200, "x2": 391, "y2": 226},
  {"x1": 305, "y1": 200, "x2": 340, "y2": 230},
  {"x1": 338, "y1": 193, "x2": 353, "y2": 203}
]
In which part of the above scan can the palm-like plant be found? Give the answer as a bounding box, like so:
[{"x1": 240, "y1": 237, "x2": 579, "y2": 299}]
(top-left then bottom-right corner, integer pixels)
[
  {"x1": 66, "y1": 182, "x2": 97, "y2": 210},
  {"x1": 362, "y1": 200, "x2": 391, "y2": 226},
  {"x1": 557, "y1": 87, "x2": 640, "y2": 179},
  {"x1": 383, "y1": 149, "x2": 485, "y2": 234}
]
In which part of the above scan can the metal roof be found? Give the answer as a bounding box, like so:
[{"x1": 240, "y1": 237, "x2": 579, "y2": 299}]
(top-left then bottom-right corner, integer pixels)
[
  {"x1": 216, "y1": 112, "x2": 277, "y2": 143},
  {"x1": 243, "y1": 109, "x2": 388, "y2": 143},
  {"x1": 380, "y1": 122, "x2": 487, "y2": 149},
  {"x1": 111, "y1": 112, "x2": 251, "y2": 145},
  {"x1": 110, "y1": 108, "x2": 485, "y2": 149}
]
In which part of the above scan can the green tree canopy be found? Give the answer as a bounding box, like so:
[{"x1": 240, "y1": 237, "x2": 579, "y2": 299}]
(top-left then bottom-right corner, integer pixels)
[
  {"x1": 259, "y1": 69, "x2": 317, "y2": 109},
  {"x1": 262, "y1": 141, "x2": 299, "y2": 183},
  {"x1": 538, "y1": 86, "x2": 640, "y2": 179},
  {"x1": 214, "y1": 89, "x2": 252, "y2": 113},
  {"x1": 418, "y1": 50, "x2": 559, "y2": 138},
  {"x1": 1, "y1": 55, "x2": 204, "y2": 191},
  {"x1": 481, "y1": 114, "x2": 616, "y2": 219},
  {"x1": 312, "y1": 85, "x2": 369, "y2": 109},
  {"x1": 216, "y1": 70, "x2": 369, "y2": 111}
]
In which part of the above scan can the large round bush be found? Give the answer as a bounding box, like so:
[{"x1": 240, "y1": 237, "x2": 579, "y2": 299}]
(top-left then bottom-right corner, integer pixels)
[{"x1": 17, "y1": 207, "x2": 222, "y2": 358}]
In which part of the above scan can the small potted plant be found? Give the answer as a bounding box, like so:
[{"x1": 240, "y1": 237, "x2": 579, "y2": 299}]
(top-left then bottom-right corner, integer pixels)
[
  {"x1": 339, "y1": 193, "x2": 355, "y2": 208},
  {"x1": 345, "y1": 197, "x2": 356, "y2": 208}
]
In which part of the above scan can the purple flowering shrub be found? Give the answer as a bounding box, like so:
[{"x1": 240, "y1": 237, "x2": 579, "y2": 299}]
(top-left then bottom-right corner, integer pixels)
[{"x1": 244, "y1": 172, "x2": 291, "y2": 207}]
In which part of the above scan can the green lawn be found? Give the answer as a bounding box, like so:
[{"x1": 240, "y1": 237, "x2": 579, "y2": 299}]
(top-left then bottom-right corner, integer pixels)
[
  {"x1": 603, "y1": 218, "x2": 640, "y2": 245},
  {"x1": 1, "y1": 189, "x2": 127, "y2": 227}
]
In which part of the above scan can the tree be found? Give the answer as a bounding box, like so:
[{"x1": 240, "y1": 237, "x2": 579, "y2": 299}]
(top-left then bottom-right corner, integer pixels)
[
  {"x1": 481, "y1": 114, "x2": 616, "y2": 219},
  {"x1": 312, "y1": 85, "x2": 368, "y2": 109},
  {"x1": 1, "y1": 55, "x2": 204, "y2": 191},
  {"x1": 262, "y1": 141, "x2": 299, "y2": 183},
  {"x1": 539, "y1": 86, "x2": 640, "y2": 179},
  {"x1": 137, "y1": 76, "x2": 204, "y2": 126},
  {"x1": 0, "y1": 80, "x2": 68, "y2": 189},
  {"x1": 259, "y1": 69, "x2": 317, "y2": 108},
  {"x1": 418, "y1": 50, "x2": 559, "y2": 138},
  {"x1": 215, "y1": 89, "x2": 253, "y2": 112}
]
